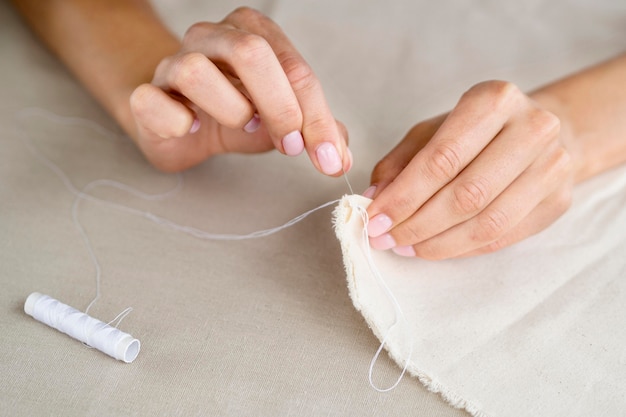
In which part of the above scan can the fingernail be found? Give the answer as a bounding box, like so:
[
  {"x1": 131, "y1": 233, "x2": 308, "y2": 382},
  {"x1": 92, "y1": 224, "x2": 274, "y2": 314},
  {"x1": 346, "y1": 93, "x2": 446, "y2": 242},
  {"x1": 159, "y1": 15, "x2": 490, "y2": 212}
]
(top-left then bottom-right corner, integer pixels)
[
  {"x1": 316, "y1": 142, "x2": 343, "y2": 175},
  {"x1": 243, "y1": 114, "x2": 261, "y2": 133},
  {"x1": 189, "y1": 118, "x2": 201, "y2": 134},
  {"x1": 367, "y1": 213, "x2": 392, "y2": 237},
  {"x1": 362, "y1": 185, "x2": 377, "y2": 199},
  {"x1": 282, "y1": 130, "x2": 305, "y2": 156},
  {"x1": 392, "y1": 245, "x2": 416, "y2": 257},
  {"x1": 369, "y1": 233, "x2": 396, "y2": 250}
]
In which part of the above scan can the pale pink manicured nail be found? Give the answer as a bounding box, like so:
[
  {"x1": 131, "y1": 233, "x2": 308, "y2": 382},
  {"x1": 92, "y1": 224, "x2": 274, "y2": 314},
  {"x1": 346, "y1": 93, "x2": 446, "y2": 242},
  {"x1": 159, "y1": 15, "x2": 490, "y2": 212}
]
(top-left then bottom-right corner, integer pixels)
[
  {"x1": 392, "y1": 245, "x2": 416, "y2": 257},
  {"x1": 316, "y1": 142, "x2": 342, "y2": 175},
  {"x1": 189, "y1": 118, "x2": 201, "y2": 134},
  {"x1": 243, "y1": 114, "x2": 261, "y2": 133},
  {"x1": 362, "y1": 185, "x2": 377, "y2": 199},
  {"x1": 282, "y1": 131, "x2": 305, "y2": 156},
  {"x1": 367, "y1": 213, "x2": 392, "y2": 237},
  {"x1": 369, "y1": 233, "x2": 396, "y2": 250}
]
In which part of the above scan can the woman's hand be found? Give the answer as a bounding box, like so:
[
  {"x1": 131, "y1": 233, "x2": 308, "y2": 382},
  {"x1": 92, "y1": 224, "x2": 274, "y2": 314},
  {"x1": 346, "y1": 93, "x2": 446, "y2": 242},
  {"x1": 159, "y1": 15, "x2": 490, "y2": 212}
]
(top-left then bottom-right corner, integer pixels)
[
  {"x1": 364, "y1": 81, "x2": 574, "y2": 259},
  {"x1": 129, "y1": 7, "x2": 351, "y2": 174}
]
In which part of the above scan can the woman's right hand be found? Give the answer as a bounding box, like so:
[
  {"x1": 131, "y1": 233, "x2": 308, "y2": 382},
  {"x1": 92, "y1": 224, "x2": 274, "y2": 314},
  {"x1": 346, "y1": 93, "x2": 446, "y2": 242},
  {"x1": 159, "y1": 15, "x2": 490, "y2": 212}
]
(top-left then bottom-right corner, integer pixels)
[{"x1": 129, "y1": 7, "x2": 351, "y2": 174}]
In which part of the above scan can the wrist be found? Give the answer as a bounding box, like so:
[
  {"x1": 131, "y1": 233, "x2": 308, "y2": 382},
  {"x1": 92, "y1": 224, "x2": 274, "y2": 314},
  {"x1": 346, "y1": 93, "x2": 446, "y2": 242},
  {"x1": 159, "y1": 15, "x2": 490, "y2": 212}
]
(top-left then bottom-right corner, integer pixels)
[{"x1": 528, "y1": 55, "x2": 626, "y2": 183}]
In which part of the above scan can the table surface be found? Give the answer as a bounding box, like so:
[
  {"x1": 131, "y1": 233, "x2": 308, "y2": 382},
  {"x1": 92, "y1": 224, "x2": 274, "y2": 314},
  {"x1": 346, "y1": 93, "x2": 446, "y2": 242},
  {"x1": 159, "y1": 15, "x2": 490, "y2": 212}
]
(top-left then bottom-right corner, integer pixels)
[{"x1": 1, "y1": 0, "x2": 624, "y2": 416}]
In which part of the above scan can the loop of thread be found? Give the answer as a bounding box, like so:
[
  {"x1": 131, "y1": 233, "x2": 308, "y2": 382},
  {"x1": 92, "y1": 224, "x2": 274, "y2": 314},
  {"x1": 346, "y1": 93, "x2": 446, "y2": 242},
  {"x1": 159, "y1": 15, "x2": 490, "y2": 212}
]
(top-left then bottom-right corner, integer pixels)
[
  {"x1": 354, "y1": 205, "x2": 414, "y2": 393},
  {"x1": 19, "y1": 108, "x2": 413, "y2": 391},
  {"x1": 17, "y1": 108, "x2": 343, "y2": 364},
  {"x1": 24, "y1": 292, "x2": 140, "y2": 363}
]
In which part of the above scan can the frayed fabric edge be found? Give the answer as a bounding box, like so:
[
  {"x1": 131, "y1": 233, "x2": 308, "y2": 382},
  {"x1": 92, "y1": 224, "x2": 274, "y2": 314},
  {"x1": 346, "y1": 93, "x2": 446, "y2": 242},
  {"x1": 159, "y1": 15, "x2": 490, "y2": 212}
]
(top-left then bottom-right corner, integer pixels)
[{"x1": 332, "y1": 195, "x2": 491, "y2": 417}]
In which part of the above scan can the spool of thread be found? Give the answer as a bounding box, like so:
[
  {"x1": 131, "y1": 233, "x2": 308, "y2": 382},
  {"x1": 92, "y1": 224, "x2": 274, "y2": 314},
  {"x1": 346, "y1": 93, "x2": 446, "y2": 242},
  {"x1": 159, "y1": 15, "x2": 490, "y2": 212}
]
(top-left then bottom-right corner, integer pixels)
[{"x1": 24, "y1": 292, "x2": 140, "y2": 363}]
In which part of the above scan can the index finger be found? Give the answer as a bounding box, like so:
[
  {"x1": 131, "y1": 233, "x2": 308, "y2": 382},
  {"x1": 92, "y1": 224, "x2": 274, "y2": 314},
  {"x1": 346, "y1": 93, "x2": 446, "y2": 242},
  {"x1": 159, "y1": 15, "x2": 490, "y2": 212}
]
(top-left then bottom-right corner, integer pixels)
[
  {"x1": 366, "y1": 81, "x2": 522, "y2": 237},
  {"x1": 224, "y1": 7, "x2": 351, "y2": 176}
]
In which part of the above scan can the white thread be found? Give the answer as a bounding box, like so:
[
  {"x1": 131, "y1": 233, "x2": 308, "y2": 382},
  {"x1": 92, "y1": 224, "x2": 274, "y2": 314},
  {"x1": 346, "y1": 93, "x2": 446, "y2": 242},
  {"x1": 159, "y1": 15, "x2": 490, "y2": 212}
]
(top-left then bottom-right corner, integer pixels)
[
  {"x1": 342, "y1": 167, "x2": 355, "y2": 195},
  {"x1": 144, "y1": 199, "x2": 340, "y2": 240},
  {"x1": 17, "y1": 108, "x2": 340, "y2": 362},
  {"x1": 353, "y1": 204, "x2": 413, "y2": 392},
  {"x1": 19, "y1": 108, "x2": 411, "y2": 391},
  {"x1": 24, "y1": 292, "x2": 140, "y2": 363},
  {"x1": 17, "y1": 109, "x2": 337, "y2": 242},
  {"x1": 106, "y1": 307, "x2": 134, "y2": 328},
  {"x1": 340, "y1": 174, "x2": 413, "y2": 391}
]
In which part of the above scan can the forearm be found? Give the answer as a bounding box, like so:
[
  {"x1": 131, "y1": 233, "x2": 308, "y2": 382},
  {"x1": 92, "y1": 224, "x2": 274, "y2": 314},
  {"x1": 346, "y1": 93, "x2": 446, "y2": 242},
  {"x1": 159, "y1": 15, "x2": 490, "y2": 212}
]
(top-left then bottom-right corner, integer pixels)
[
  {"x1": 530, "y1": 53, "x2": 626, "y2": 183},
  {"x1": 10, "y1": 0, "x2": 180, "y2": 137}
]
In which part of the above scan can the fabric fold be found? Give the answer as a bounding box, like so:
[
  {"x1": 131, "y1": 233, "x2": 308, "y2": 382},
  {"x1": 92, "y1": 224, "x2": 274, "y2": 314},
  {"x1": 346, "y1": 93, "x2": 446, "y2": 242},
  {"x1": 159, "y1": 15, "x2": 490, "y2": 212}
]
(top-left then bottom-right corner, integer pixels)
[{"x1": 332, "y1": 166, "x2": 626, "y2": 417}]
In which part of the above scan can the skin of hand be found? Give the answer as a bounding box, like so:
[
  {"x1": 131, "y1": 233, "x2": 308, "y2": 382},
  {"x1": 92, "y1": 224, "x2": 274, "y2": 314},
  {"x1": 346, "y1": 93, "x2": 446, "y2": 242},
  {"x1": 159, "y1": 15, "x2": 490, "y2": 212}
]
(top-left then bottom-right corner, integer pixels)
[
  {"x1": 11, "y1": 1, "x2": 351, "y2": 175},
  {"x1": 129, "y1": 7, "x2": 352, "y2": 174},
  {"x1": 365, "y1": 54, "x2": 626, "y2": 260}
]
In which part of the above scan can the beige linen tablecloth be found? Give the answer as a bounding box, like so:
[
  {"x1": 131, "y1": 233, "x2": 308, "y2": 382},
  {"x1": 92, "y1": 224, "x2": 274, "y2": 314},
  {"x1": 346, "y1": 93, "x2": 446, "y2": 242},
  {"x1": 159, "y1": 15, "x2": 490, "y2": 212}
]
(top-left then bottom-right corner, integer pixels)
[{"x1": 1, "y1": 0, "x2": 624, "y2": 416}]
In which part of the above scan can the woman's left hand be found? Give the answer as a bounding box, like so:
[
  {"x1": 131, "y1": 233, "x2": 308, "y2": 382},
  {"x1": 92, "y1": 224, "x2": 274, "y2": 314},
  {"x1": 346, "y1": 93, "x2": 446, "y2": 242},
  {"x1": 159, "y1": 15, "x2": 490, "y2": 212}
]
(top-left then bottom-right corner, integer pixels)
[{"x1": 364, "y1": 81, "x2": 574, "y2": 259}]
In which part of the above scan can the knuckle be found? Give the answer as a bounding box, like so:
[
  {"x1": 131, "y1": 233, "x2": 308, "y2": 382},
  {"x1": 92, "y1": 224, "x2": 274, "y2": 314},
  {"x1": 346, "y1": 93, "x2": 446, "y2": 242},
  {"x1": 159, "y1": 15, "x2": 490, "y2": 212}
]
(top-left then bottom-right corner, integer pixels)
[
  {"x1": 413, "y1": 243, "x2": 445, "y2": 261},
  {"x1": 304, "y1": 115, "x2": 326, "y2": 132},
  {"x1": 369, "y1": 186, "x2": 416, "y2": 224},
  {"x1": 266, "y1": 102, "x2": 301, "y2": 128},
  {"x1": 452, "y1": 176, "x2": 492, "y2": 215},
  {"x1": 169, "y1": 52, "x2": 208, "y2": 90},
  {"x1": 182, "y1": 22, "x2": 210, "y2": 43},
  {"x1": 230, "y1": 33, "x2": 272, "y2": 67},
  {"x1": 160, "y1": 121, "x2": 189, "y2": 140},
  {"x1": 303, "y1": 116, "x2": 337, "y2": 143},
  {"x1": 221, "y1": 99, "x2": 255, "y2": 128},
  {"x1": 153, "y1": 55, "x2": 173, "y2": 80},
  {"x1": 279, "y1": 53, "x2": 318, "y2": 92},
  {"x1": 528, "y1": 108, "x2": 561, "y2": 142},
  {"x1": 474, "y1": 208, "x2": 510, "y2": 242},
  {"x1": 129, "y1": 85, "x2": 155, "y2": 117},
  {"x1": 390, "y1": 221, "x2": 422, "y2": 245},
  {"x1": 225, "y1": 7, "x2": 278, "y2": 34},
  {"x1": 550, "y1": 146, "x2": 573, "y2": 178},
  {"x1": 464, "y1": 80, "x2": 521, "y2": 112},
  {"x1": 403, "y1": 224, "x2": 427, "y2": 246},
  {"x1": 228, "y1": 6, "x2": 264, "y2": 23},
  {"x1": 422, "y1": 142, "x2": 463, "y2": 182}
]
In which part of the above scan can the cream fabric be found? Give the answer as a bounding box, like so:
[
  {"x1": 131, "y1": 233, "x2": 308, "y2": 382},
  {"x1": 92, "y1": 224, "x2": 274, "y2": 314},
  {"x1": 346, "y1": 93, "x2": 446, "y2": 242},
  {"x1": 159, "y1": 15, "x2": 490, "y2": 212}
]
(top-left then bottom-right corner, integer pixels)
[
  {"x1": 334, "y1": 173, "x2": 626, "y2": 417},
  {"x1": 1, "y1": 0, "x2": 625, "y2": 416}
]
